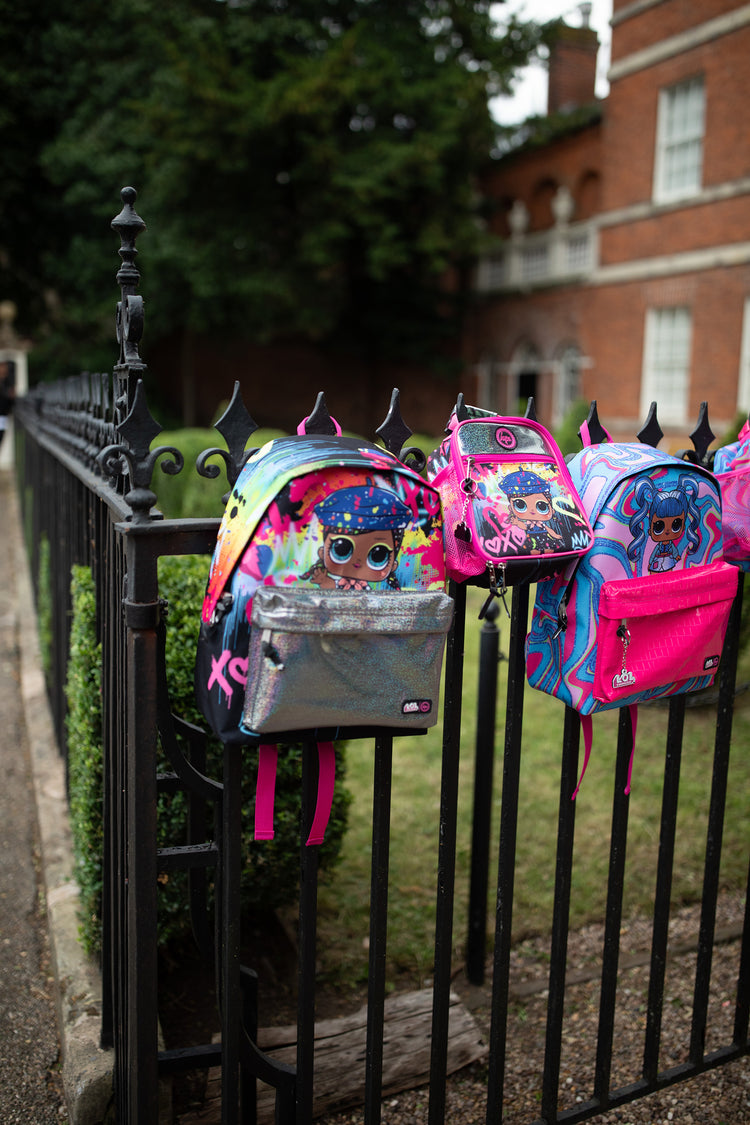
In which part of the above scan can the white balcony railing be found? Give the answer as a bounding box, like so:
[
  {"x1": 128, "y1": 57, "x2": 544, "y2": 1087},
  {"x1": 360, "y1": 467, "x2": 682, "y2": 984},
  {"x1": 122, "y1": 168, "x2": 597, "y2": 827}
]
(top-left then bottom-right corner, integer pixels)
[{"x1": 476, "y1": 220, "x2": 598, "y2": 293}]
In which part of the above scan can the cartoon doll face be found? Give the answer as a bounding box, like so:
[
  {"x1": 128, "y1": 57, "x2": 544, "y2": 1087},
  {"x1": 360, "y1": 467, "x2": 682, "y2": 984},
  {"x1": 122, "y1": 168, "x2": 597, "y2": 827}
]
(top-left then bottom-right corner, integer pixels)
[
  {"x1": 508, "y1": 490, "x2": 554, "y2": 524},
  {"x1": 649, "y1": 511, "x2": 685, "y2": 544},
  {"x1": 319, "y1": 528, "x2": 398, "y2": 584},
  {"x1": 305, "y1": 484, "x2": 412, "y2": 590}
]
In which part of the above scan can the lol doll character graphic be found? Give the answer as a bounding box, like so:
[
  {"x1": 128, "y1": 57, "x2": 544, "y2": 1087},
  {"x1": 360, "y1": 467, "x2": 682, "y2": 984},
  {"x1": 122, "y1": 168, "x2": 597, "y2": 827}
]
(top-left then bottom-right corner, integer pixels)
[
  {"x1": 626, "y1": 475, "x2": 701, "y2": 573},
  {"x1": 302, "y1": 484, "x2": 412, "y2": 590},
  {"x1": 499, "y1": 469, "x2": 564, "y2": 554}
]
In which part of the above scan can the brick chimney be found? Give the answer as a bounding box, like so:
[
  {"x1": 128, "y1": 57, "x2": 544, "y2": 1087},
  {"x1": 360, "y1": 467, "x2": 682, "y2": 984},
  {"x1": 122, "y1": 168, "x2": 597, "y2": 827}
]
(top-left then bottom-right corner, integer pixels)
[{"x1": 547, "y1": 4, "x2": 599, "y2": 115}]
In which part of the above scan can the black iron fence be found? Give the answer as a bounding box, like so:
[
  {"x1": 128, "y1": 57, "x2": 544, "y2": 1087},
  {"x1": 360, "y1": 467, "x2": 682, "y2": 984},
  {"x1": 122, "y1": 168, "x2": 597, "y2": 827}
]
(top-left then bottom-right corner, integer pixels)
[{"x1": 13, "y1": 188, "x2": 750, "y2": 1124}]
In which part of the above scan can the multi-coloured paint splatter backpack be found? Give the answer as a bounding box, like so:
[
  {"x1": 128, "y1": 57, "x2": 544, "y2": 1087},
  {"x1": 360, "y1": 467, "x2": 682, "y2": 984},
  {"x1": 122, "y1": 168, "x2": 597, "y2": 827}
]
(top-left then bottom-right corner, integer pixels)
[
  {"x1": 425, "y1": 400, "x2": 593, "y2": 598},
  {"x1": 195, "y1": 417, "x2": 452, "y2": 843},
  {"x1": 525, "y1": 425, "x2": 739, "y2": 796}
]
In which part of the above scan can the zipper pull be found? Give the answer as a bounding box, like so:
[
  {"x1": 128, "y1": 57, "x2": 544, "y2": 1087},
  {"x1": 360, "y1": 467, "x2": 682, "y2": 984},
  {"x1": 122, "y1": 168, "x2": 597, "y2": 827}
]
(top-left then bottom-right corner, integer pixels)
[
  {"x1": 613, "y1": 620, "x2": 635, "y2": 690},
  {"x1": 617, "y1": 620, "x2": 631, "y2": 674},
  {"x1": 552, "y1": 602, "x2": 567, "y2": 640},
  {"x1": 261, "y1": 629, "x2": 285, "y2": 670},
  {"x1": 479, "y1": 562, "x2": 510, "y2": 620}
]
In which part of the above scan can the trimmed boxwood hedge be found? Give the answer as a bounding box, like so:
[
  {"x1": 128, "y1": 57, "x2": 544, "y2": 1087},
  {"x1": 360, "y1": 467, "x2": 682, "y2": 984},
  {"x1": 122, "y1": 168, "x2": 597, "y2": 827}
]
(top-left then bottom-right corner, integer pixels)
[{"x1": 65, "y1": 567, "x2": 104, "y2": 955}]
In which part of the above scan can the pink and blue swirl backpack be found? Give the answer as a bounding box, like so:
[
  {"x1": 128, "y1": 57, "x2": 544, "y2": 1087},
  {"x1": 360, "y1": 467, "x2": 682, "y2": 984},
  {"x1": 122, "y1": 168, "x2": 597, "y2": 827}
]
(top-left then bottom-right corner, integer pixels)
[
  {"x1": 526, "y1": 427, "x2": 739, "y2": 796},
  {"x1": 712, "y1": 419, "x2": 750, "y2": 570}
]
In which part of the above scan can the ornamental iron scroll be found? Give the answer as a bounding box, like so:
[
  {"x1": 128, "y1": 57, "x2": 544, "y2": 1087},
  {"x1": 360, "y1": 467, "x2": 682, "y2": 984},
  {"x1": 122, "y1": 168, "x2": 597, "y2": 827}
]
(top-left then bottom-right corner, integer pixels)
[
  {"x1": 196, "y1": 381, "x2": 260, "y2": 502},
  {"x1": 97, "y1": 380, "x2": 183, "y2": 523},
  {"x1": 376, "y1": 387, "x2": 426, "y2": 473}
]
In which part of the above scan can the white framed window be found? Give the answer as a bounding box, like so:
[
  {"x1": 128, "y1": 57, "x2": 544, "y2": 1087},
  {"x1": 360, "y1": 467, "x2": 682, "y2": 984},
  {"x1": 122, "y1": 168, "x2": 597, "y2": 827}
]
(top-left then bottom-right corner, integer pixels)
[
  {"x1": 654, "y1": 76, "x2": 705, "y2": 203},
  {"x1": 641, "y1": 307, "x2": 692, "y2": 426}
]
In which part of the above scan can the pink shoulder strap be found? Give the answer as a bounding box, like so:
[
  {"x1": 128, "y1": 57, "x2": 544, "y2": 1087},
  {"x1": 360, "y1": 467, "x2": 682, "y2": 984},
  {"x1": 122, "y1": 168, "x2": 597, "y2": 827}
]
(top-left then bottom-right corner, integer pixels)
[
  {"x1": 254, "y1": 743, "x2": 279, "y2": 840},
  {"x1": 254, "y1": 741, "x2": 337, "y2": 847},
  {"x1": 579, "y1": 417, "x2": 613, "y2": 448},
  {"x1": 297, "y1": 416, "x2": 342, "y2": 436},
  {"x1": 571, "y1": 705, "x2": 637, "y2": 800}
]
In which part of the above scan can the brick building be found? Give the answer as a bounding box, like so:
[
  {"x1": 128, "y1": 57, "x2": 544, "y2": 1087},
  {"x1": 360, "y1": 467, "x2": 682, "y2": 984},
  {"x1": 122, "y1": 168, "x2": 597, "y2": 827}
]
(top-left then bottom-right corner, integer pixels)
[{"x1": 467, "y1": 0, "x2": 750, "y2": 449}]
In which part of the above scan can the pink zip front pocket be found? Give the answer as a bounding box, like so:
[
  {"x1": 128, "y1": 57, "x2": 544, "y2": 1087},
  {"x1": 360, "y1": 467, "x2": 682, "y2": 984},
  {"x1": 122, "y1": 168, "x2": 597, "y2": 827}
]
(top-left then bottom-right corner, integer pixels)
[{"x1": 593, "y1": 561, "x2": 738, "y2": 704}]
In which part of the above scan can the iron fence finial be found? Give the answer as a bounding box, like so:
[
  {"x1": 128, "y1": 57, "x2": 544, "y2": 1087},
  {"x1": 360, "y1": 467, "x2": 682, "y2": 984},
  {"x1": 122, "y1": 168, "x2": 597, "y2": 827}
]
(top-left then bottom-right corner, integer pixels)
[{"x1": 112, "y1": 186, "x2": 147, "y2": 420}]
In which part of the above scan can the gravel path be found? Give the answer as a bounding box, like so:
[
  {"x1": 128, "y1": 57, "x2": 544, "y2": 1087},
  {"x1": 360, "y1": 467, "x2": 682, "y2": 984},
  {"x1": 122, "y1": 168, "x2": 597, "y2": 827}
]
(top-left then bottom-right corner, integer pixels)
[{"x1": 321, "y1": 895, "x2": 750, "y2": 1124}]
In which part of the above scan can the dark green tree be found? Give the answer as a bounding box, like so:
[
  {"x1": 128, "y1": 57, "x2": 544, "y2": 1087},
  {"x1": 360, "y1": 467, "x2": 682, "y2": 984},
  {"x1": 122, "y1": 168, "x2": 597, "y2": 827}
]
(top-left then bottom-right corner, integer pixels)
[{"x1": 1, "y1": 0, "x2": 543, "y2": 378}]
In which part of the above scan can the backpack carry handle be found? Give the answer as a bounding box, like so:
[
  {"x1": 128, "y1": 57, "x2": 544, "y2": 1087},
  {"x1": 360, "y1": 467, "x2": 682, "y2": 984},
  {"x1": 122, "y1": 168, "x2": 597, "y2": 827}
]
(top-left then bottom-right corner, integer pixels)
[
  {"x1": 298, "y1": 415, "x2": 342, "y2": 436},
  {"x1": 297, "y1": 393, "x2": 343, "y2": 436},
  {"x1": 255, "y1": 741, "x2": 337, "y2": 846},
  {"x1": 579, "y1": 401, "x2": 612, "y2": 447}
]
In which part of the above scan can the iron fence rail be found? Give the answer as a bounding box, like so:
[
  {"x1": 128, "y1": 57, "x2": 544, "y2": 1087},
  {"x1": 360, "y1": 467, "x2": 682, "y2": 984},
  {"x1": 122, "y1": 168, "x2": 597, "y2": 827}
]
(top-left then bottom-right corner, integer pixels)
[{"x1": 12, "y1": 187, "x2": 750, "y2": 1124}]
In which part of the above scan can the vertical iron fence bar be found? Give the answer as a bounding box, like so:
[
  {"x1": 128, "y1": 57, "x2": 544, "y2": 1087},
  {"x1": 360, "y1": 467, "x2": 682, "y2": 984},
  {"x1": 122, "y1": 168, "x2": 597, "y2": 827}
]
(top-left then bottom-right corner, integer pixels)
[
  {"x1": 50, "y1": 453, "x2": 65, "y2": 747},
  {"x1": 240, "y1": 965, "x2": 259, "y2": 1125},
  {"x1": 364, "y1": 732, "x2": 394, "y2": 1124},
  {"x1": 110, "y1": 522, "x2": 129, "y2": 1089},
  {"x1": 689, "y1": 574, "x2": 743, "y2": 1065},
  {"x1": 485, "y1": 581, "x2": 530, "y2": 1123},
  {"x1": 122, "y1": 534, "x2": 161, "y2": 1124},
  {"x1": 102, "y1": 515, "x2": 116, "y2": 1057},
  {"x1": 733, "y1": 853, "x2": 750, "y2": 1047},
  {"x1": 297, "y1": 741, "x2": 320, "y2": 1125},
  {"x1": 220, "y1": 746, "x2": 243, "y2": 1124},
  {"x1": 467, "y1": 602, "x2": 501, "y2": 986},
  {"x1": 643, "y1": 694, "x2": 685, "y2": 1083},
  {"x1": 101, "y1": 510, "x2": 124, "y2": 1052},
  {"x1": 29, "y1": 431, "x2": 41, "y2": 588},
  {"x1": 428, "y1": 580, "x2": 467, "y2": 1125},
  {"x1": 188, "y1": 731, "x2": 213, "y2": 961},
  {"x1": 593, "y1": 706, "x2": 633, "y2": 1106},
  {"x1": 98, "y1": 501, "x2": 114, "y2": 1049},
  {"x1": 540, "y1": 706, "x2": 581, "y2": 1122}
]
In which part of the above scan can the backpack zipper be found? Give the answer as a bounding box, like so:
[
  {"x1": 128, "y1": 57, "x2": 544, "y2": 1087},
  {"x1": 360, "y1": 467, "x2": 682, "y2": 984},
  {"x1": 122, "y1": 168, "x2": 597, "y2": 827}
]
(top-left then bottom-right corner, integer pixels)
[{"x1": 479, "y1": 561, "x2": 510, "y2": 620}]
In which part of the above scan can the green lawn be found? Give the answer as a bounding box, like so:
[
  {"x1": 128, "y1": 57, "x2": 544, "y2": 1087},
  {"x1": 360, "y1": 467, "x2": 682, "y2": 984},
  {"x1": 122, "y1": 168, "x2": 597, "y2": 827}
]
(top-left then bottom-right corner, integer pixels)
[{"x1": 314, "y1": 586, "x2": 750, "y2": 993}]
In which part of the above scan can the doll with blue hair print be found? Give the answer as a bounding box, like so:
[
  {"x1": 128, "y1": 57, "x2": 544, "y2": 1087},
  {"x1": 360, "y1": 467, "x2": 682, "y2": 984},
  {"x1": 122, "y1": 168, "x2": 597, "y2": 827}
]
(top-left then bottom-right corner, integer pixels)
[
  {"x1": 626, "y1": 474, "x2": 702, "y2": 573},
  {"x1": 302, "y1": 484, "x2": 412, "y2": 590}
]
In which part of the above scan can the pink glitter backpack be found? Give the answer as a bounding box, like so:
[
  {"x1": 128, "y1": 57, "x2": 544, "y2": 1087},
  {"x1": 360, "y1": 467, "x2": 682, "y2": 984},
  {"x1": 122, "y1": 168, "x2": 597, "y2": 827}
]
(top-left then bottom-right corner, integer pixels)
[{"x1": 425, "y1": 400, "x2": 593, "y2": 593}]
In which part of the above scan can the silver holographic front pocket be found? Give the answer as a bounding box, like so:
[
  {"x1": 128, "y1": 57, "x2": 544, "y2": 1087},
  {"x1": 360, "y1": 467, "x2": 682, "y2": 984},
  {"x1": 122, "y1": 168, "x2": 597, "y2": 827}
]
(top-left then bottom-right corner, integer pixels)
[{"x1": 242, "y1": 587, "x2": 454, "y2": 735}]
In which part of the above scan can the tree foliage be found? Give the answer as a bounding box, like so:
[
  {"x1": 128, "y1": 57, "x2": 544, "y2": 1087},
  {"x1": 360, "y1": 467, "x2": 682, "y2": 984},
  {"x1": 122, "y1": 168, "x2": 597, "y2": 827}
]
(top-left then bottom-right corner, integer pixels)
[{"x1": 1, "y1": 0, "x2": 542, "y2": 377}]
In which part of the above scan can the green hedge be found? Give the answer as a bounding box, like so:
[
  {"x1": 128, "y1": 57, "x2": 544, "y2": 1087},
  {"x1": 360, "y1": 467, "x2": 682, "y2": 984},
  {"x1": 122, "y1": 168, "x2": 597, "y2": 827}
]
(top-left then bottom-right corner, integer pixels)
[
  {"x1": 65, "y1": 567, "x2": 104, "y2": 954},
  {"x1": 153, "y1": 427, "x2": 286, "y2": 519},
  {"x1": 65, "y1": 554, "x2": 351, "y2": 956}
]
